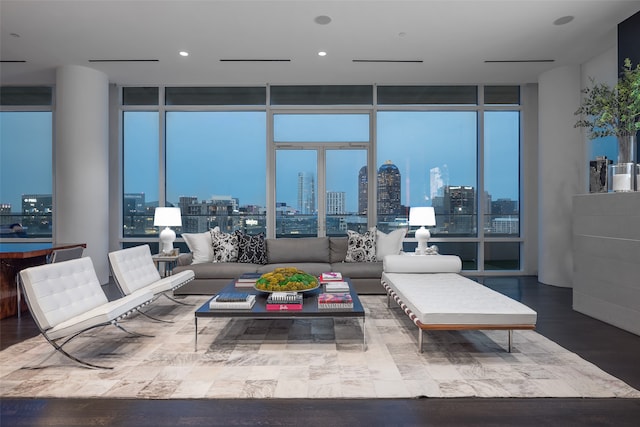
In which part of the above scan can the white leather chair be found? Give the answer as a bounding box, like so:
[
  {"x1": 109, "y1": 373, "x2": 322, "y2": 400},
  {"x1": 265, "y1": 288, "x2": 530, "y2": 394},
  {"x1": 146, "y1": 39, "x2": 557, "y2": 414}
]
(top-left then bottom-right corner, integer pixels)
[
  {"x1": 19, "y1": 257, "x2": 154, "y2": 369},
  {"x1": 108, "y1": 245, "x2": 195, "y2": 320}
]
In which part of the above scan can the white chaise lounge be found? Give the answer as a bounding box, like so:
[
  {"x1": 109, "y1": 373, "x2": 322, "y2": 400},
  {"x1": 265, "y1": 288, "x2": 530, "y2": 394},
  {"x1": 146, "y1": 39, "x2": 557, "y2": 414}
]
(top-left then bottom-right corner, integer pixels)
[
  {"x1": 381, "y1": 254, "x2": 537, "y2": 353},
  {"x1": 108, "y1": 245, "x2": 195, "y2": 315},
  {"x1": 19, "y1": 257, "x2": 154, "y2": 369}
]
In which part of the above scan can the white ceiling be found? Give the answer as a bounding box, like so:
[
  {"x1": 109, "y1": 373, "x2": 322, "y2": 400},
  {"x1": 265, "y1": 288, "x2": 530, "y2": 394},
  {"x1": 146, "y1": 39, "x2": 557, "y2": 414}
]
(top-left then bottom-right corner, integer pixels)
[{"x1": 1, "y1": 0, "x2": 639, "y2": 86}]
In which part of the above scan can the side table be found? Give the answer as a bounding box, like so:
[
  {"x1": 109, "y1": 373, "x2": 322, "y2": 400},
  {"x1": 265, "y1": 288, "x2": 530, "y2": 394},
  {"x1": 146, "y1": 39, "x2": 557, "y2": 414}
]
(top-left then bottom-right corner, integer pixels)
[{"x1": 152, "y1": 254, "x2": 180, "y2": 277}]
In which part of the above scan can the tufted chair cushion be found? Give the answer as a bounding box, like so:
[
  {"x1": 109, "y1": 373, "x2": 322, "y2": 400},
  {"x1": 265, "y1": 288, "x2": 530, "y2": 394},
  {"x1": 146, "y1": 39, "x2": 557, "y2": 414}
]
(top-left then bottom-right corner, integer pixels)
[
  {"x1": 109, "y1": 245, "x2": 162, "y2": 294},
  {"x1": 20, "y1": 257, "x2": 108, "y2": 331}
]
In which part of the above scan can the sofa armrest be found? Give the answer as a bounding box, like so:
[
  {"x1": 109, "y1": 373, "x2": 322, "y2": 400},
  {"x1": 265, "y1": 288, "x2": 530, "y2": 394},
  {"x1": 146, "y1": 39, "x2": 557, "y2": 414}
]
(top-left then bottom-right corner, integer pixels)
[
  {"x1": 177, "y1": 253, "x2": 193, "y2": 266},
  {"x1": 383, "y1": 254, "x2": 462, "y2": 273}
]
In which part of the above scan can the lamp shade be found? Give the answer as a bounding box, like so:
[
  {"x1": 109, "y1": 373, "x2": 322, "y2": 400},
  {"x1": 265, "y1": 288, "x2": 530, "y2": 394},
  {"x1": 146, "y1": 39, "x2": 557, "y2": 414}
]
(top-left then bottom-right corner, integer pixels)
[
  {"x1": 153, "y1": 207, "x2": 182, "y2": 227},
  {"x1": 409, "y1": 207, "x2": 436, "y2": 227}
]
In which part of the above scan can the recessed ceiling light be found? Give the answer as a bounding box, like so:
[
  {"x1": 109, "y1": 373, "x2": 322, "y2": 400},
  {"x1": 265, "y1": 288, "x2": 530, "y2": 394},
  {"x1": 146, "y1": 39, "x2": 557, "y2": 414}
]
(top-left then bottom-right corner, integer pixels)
[
  {"x1": 314, "y1": 15, "x2": 332, "y2": 25},
  {"x1": 318, "y1": 51, "x2": 327, "y2": 57},
  {"x1": 553, "y1": 16, "x2": 574, "y2": 26},
  {"x1": 179, "y1": 51, "x2": 189, "y2": 57}
]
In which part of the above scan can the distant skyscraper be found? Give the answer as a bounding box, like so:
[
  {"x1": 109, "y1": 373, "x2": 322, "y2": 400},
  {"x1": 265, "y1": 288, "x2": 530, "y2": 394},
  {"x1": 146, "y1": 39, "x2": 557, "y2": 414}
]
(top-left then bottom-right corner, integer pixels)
[
  {"x1": 443, "y1": 185, "x2": 476, "y2": 234},
  {"x1": 358, "y1": 165, "x2": 368, "y2": 215},
  {"x1": 429, "y1": 166, "x2": 446, "y2": 201},
  {"x1": 377, "y1": 160, "x2": 401, "y2": 216},
  {"x1": 327, "y1": 191, "x2": 346, "y2": 215},
  {"x1": 21, "y1": 194, "x2": 53, "y2": 215},
  {"x1": 297, "y1": 172, "x2": 316, "y2": 214}
]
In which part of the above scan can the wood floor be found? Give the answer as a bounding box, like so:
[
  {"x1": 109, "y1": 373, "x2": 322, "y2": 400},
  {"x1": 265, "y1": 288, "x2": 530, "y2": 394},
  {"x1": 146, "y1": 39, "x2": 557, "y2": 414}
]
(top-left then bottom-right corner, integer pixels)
[{"x1": 2, "y1": 276, "x2": 640, "y2": 426}]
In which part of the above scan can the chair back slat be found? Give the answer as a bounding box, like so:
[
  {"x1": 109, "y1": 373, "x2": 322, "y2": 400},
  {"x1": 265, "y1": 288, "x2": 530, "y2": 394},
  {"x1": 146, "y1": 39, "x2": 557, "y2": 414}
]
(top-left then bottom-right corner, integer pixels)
[
  {"x1": 19, "y1": 257, "x2": 108, "y2": 331},
  {"x1": 49, "y1": 246, "x2": 84, "y2": 264},
  {"x1": 108, "y1": 245, "x2": 161, "y2": 295}
]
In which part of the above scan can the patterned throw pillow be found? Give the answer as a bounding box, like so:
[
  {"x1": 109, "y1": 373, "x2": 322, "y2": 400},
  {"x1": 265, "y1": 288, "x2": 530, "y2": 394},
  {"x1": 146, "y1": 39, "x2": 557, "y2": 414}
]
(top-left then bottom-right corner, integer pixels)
[
  {"x1": 210, "y1": 229, "x2": 239, "y2": 263},
  {"x1": 345, "y1": 227, "x2": 377, "y2": 263},
  {"x1": 234, "y1": 231, "x2": 267, "y2": 264}
]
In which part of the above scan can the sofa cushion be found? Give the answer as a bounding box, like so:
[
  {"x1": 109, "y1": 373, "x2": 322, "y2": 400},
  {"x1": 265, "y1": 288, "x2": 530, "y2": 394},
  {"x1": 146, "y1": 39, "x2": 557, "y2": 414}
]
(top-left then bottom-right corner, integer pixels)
[
  {"x1": 329, "y1": 237, "x2": 348, "y2": 263},
  {"x1": 266, "y1": 237, "x2": 330, "y2": 264},
  {"x1": 330, "y1": 261, "x2": 383, "y2": 279},
  {"x1": 376, "y1": 228, "x2": 407, "y2": 259},
  {"x1": 174, "y1": 262, "x2": 259, "y2": 279},
  {"x1": 182, "y1": 231, "x2": 214, "y2": 264},
  {"x1": 235, "y1": 231, "x2": 267, "y2": 264},
  {"x1": 345, "y1": 228, "x2": 377, "y2": 262},
  {"x1": 211, "y1": 230, "x2": 239, "y2": 263}
]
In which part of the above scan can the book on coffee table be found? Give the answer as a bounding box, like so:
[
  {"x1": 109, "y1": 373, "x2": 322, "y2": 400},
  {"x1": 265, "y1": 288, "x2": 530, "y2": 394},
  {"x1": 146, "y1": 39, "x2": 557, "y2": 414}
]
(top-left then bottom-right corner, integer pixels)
[
  {"x1": 235, "y1": 273, "x2": 262, "y2": 287},
  {"x1": 266, "y1": 292, "x2": 303, "y2": 311},
  {"x1": 317, "y1": 292, "x2": 353, "y2": 309},
  {"x1": 209, "y1": 293, "x2": 256, "y2": 310},
  {"x1": 324, "y1": 281, "x2": 350, "y2": 293},
  {"x1": 320, "y1": 272, "x2": 343, "y2": 282}
]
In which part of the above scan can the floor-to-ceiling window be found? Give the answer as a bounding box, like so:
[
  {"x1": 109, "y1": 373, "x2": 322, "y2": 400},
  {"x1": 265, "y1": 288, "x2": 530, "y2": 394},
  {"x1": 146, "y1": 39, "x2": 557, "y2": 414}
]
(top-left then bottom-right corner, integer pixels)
[
  {"x1": 0, "y1": 87, "x2": 53, "y2": 244},
  {"x1": 118, "y1": 84, "x2": 523, "y2": 272},
  {"x1": 272, "y1": 112, "x2": 370, "y2": 237}
]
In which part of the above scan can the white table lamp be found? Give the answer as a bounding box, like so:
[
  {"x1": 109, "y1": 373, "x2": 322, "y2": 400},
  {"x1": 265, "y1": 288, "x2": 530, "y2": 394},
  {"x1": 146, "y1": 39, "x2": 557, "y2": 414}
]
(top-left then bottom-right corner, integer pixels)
[
  {"x1": 154, "y1": 207, "x2": 182, "y2": 254},
  {"x1": 409, "y1": 206, "x2": 436, "y2": 255}
]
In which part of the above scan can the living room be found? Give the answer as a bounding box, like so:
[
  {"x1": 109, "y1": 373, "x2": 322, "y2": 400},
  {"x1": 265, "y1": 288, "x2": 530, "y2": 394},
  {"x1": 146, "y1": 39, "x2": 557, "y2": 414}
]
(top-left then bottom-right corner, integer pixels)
[{"x1": 1, "y1": 1, "x2": 640, "y2": 425}]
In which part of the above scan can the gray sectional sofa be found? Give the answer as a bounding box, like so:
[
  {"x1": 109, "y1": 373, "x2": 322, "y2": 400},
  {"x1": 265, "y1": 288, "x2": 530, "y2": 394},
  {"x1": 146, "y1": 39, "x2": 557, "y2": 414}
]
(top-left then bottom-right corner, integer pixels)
[{"x1": 173, "y1": 236, "x2": 384, "y2": 295}]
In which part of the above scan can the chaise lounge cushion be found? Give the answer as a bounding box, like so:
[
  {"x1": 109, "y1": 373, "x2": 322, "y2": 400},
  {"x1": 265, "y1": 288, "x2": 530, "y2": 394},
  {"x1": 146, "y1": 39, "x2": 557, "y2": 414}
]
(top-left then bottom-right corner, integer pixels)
[{"x1": 382, "y1": 272, "x2": 537, "y2": 326}]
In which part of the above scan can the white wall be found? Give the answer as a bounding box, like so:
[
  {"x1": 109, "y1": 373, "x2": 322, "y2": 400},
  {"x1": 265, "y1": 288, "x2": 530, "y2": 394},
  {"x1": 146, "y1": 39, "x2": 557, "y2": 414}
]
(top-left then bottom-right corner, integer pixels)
[
  {"x1": 538, "y1": 65, "x2": 584, "y2": 287},
  {"x1": 54, "y1": 65, "x2": 110, "y2": 284}
]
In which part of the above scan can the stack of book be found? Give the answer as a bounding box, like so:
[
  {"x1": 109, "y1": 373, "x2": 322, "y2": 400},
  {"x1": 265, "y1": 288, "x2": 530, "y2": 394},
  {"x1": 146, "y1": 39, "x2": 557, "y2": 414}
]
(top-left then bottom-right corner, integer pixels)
[
  {"x1": 324, "y1": 281, "x2": 350, "y2": 293},
  {"x1": 235, "y1": 273, "x2": 262, "y2": 288},
  {"x1": 266, "y1": 292, "x2": 303, "y2": 311},
  {"x1": 209, "y1": 292, "x2": 256, "y2": 310},
  {"x1": 317, "y1": 292, "x2": 353, "y2": 310},
  {"x1": 320, "y1": 271, "x2": 343, "y2": 282}
]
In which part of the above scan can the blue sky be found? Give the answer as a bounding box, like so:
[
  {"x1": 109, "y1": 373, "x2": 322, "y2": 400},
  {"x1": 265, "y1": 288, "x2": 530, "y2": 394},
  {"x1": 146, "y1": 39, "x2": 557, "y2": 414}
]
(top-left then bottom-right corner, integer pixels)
[{"x1": 2, "y1": 110, "x2": 524, "y2": 214}]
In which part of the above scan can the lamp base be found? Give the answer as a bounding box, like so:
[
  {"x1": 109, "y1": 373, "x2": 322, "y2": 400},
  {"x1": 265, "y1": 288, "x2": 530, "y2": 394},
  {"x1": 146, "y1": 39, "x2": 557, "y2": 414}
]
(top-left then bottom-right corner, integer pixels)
[
  {"x1": 159, "y1": 227, "x2": 176, "y2": 254},
  {"x1": 414, "y1": 226, "x2": 431, "y2": 255}
]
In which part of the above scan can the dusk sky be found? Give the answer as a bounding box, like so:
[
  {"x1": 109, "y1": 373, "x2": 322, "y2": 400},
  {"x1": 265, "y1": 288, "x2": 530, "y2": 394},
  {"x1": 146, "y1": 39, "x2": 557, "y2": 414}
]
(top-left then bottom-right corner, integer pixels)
[{"x1": 2, "y1": 110, "x2": 528, "y2": 214}]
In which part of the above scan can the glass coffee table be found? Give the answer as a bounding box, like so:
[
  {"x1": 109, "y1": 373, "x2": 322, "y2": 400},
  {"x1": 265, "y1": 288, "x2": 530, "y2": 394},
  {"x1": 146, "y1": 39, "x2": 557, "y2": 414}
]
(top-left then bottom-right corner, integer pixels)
[{"x1": 194, "y1": 278, "x2": 366, "y2": 351}]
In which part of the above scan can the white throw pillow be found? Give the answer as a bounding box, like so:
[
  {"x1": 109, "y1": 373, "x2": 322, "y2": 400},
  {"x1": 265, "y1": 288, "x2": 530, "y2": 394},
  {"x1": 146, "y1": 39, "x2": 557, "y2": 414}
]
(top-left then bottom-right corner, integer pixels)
[
  {"x1": 376, "y1": 228, "x2": 407, "y2": 259},
  {"x1": 182, "y1": 230, "x2": 215, "y2": 264}
]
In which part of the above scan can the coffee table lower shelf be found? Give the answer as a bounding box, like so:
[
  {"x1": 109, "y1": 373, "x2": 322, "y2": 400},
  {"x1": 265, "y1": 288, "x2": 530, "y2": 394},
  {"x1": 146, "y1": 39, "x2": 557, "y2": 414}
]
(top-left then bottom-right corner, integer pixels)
[{"x1": 194, "y1": 280, "x2": 366, "y2": 351}]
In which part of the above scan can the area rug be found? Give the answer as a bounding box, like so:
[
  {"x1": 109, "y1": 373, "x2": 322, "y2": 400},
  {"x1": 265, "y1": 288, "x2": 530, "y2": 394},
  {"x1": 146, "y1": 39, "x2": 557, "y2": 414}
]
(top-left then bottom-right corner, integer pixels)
[{"x1": 1, "y1": 296, "x2": 638, "y2": 399}]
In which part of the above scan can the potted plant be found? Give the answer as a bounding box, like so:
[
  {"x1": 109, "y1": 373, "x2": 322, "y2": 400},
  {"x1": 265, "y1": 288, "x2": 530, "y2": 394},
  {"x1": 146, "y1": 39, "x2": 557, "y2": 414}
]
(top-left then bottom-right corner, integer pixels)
[{"x1": 575, "y1": 58, "x2": 640, "y2": 191}]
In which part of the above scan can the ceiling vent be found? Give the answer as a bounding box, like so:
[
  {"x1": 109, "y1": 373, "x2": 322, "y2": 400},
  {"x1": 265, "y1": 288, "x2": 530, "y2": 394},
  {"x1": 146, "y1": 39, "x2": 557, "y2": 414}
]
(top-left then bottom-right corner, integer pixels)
[
  {"x1": 220, "y1": 59, "x2": 291, "y2": 62},
  {"x1": 88, "y1": 59, "x2": 159, "y2": 62},
  {"x1": 353, "y1": 59, "x2": 423, "y2": 63},
  {"x1": 484, "y1": 59, "x2": 555, "y2": 63}
]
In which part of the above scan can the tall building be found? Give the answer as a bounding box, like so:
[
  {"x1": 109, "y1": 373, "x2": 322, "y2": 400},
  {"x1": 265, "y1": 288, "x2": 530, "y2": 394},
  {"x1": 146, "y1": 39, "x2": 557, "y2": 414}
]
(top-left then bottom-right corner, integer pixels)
[
  {"x1": 358, "y1": 165, "x2": 368, "y2": 215},
  {"x1": 429, "y1": 166, "x2": 447, "y2": 201},
  {"x1": 326, "y1": 191, "x2": 346, "y2": 215},
  {"x1": 297, "y1": 172, "x2": 315, "y2": 215},
  {"x1": 377, "y1": 160, "x2": 401, "y2": 217},
  {"x1": 443, "y1": 185, "x2": 476, "y2": 234}
]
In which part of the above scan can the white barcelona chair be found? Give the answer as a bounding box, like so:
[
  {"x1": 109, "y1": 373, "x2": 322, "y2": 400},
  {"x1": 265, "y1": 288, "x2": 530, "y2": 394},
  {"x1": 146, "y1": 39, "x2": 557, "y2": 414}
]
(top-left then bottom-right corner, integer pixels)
[
  {"x1": 108, "y1": 245, "x2": 195, "y2": 321},
  {"x1": 19, "y1": 257, "x2": 154, "y2": 369}
]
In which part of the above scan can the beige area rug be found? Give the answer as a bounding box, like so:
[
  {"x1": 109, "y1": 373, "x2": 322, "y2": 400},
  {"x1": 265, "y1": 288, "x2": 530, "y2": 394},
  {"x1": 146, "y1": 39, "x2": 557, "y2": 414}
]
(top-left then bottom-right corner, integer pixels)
[{"x1": 1, "y1": 295, "x2": 639, "y2": 399}]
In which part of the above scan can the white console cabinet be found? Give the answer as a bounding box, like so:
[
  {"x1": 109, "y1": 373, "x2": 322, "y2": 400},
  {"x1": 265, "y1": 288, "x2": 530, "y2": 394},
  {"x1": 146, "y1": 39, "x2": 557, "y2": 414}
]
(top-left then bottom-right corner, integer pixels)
[{"x1": 572, "y1": 192, "x2": 640, "y2": 336}]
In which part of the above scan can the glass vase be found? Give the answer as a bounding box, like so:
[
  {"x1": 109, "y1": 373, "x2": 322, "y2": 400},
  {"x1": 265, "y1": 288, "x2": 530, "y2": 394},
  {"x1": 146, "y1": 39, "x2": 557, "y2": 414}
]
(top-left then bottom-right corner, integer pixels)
[
  {"x1": 609, "y1": 163, "x2": 634, "y2": 192},
  {"x1": 617, "y1": 135, "x2": 636, "y2": 164}
]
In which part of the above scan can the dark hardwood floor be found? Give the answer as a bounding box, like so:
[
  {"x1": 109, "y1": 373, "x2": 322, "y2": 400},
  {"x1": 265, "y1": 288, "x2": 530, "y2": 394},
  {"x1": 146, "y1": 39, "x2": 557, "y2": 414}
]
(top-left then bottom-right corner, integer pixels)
[{"x1": 2, "y1": 276, "x2": 640, "y2": 426}]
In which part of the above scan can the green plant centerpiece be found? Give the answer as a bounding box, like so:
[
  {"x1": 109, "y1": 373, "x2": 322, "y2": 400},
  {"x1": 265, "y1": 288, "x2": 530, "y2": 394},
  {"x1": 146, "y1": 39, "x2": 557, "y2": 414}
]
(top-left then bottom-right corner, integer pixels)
[
  {"x1": 574, "y1": 58, "x2": 640, "y2": 164},
  {"x1": 255, "y1": 267, "x2": 319, "y2": 292}
]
